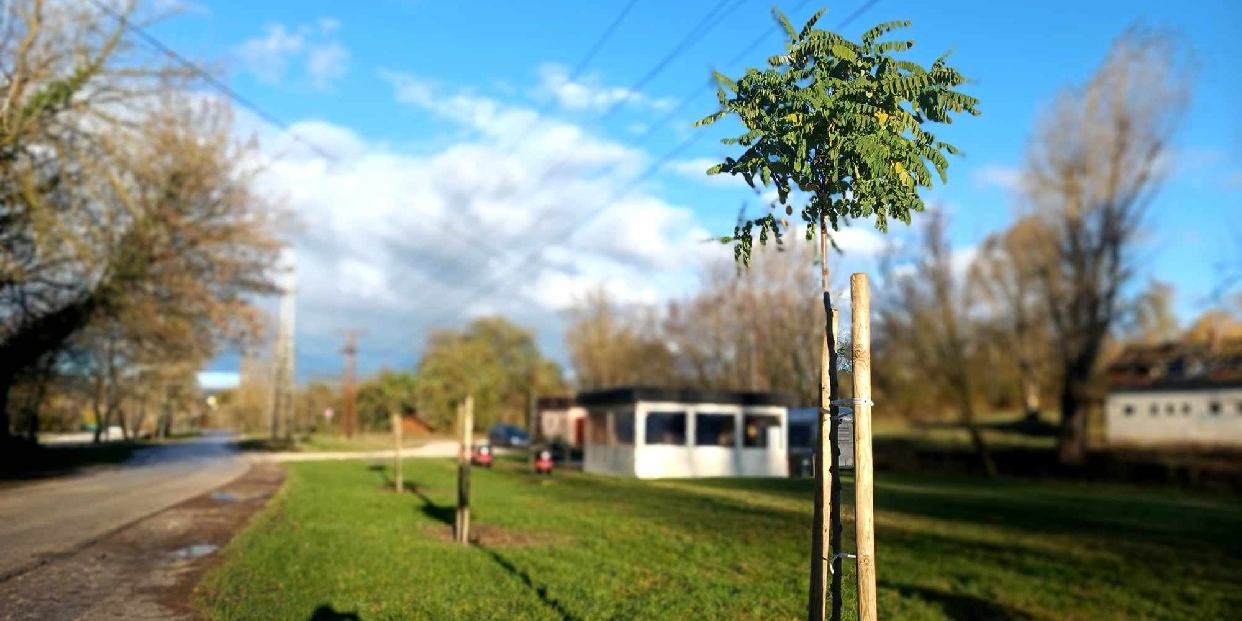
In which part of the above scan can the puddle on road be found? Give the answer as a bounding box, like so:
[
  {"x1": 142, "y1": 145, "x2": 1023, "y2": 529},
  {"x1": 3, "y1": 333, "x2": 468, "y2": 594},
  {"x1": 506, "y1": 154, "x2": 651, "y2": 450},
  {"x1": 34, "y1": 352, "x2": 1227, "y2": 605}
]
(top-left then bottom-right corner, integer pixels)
[
  {"x1": 211, "y1": 491, "x2": 236, "y2": 502},
  {"x1": 173, "y1": 543, "x2": 219, "y2": 559}
]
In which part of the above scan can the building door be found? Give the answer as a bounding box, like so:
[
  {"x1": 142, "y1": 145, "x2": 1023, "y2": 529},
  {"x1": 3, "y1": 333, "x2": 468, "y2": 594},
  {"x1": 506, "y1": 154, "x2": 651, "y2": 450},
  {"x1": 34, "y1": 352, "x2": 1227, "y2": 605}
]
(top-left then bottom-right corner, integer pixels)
[{"x1": 573, "y1": 417, "x2": 584, "y2": 447}]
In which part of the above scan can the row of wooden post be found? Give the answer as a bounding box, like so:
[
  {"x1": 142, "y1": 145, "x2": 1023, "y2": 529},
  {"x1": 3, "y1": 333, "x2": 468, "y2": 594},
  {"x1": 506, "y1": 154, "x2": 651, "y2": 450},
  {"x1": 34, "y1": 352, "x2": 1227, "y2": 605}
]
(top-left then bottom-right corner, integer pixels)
[
  {"x1": 395, "y1": 280, "x2": 877, "y2": 615},
  {"x1": 810, "y1": 271, "x2": 877, "y2": 621}
]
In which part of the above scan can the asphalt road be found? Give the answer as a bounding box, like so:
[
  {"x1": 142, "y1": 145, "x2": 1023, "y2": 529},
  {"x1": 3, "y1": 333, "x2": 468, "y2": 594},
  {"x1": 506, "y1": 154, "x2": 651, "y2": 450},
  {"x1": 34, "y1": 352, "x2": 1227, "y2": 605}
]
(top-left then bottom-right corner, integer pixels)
[{"x1": 0, "y1": 431, "x2": 248, "y2": 581}]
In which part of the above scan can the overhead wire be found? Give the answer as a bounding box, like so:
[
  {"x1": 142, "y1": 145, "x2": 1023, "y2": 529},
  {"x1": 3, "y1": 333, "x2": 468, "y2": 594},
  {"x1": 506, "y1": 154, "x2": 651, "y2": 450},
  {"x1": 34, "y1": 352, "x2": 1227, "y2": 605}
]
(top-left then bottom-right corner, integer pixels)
[
  {"x1": 394, "y1": 0, "x2": 885, "y2": 350},
  {"x1": 369, "y1": 0, "x2": 763, "y2": 345}
]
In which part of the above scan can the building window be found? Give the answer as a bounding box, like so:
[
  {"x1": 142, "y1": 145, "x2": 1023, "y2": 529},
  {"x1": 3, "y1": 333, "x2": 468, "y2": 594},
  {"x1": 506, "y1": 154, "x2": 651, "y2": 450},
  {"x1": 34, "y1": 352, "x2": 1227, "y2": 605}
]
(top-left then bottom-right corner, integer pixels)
[
  {"x1": 613, "y1": 410, "x2": 634, "y2": 445},
  {"x1": 1182, "y1": 403, "x2": 1191, "y2": 415},
  {"x1": 1209, "y1": 401, "x2": 1222, "y2": 415},
  {"x1": 743, "y1": 414, "x2": 782, "y2": 448},
  {"x1": 694, "y1": 413, "x2": 736, "y2": 447},
  {"x1": 1122, "y1": 404, "x2": 1135, "y2": 416},
  {"x1": 789, "y1": 422, "x2": 815, "y2": 448},
  {"x1": 1236, "y1": 401, "x2": 1242, "y2": 415},
  {"x1": 586, "y1": 412, "x2": 608, "y2": 445},
  {"x1": 645, "y1": 411, "x2": 687, "y2": 446},
  {"x1": 1165, "y1": 403, "x2": 1175, "y2": 415},
  {"x1": 1149, "y1": 404, "x2": 1159, "y2": 416}
]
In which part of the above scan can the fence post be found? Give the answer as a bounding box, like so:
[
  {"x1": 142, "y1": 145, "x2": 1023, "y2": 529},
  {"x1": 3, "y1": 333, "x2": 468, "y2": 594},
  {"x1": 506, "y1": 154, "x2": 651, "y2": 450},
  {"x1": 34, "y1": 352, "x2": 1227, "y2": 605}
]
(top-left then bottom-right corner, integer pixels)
[
  {"x1": 455, "y1": 395, "x2": 473, "y2": 544},
  {"x1": 392, "y1": 410, "x2": 403, "y2": 493},
  {"x1": 850, "y1": 273, "x2": 877, "y2": 621}
]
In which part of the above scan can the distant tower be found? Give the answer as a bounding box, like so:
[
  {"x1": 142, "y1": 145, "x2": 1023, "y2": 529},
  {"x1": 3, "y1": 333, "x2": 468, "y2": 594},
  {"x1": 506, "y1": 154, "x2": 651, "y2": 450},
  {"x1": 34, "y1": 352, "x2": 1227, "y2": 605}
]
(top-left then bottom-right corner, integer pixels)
[{"x1": 270, "y1": 250, "x2": 297, "y2": 441}]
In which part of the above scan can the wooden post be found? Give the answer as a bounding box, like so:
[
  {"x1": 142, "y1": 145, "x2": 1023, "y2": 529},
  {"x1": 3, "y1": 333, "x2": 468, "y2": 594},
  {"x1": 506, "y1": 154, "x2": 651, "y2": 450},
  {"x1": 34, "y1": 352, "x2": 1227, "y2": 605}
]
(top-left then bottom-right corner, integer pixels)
[
  {"x1": 392, "y1": 411, "x2": 403, "y2": 493},
  {"x1": 850, "y1": 273, "x2": 877, "y2": 621},
  {"x1": 455, "y1": 395, "x2": 473, "y2": 544}
]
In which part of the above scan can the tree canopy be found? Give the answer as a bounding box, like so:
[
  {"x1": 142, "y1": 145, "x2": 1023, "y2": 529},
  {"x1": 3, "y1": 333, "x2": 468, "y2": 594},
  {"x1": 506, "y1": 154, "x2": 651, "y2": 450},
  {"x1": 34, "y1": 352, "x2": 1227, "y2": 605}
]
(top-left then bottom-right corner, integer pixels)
[{"x1": 696, "y1": 8, "x2": 979, "y2": 264}]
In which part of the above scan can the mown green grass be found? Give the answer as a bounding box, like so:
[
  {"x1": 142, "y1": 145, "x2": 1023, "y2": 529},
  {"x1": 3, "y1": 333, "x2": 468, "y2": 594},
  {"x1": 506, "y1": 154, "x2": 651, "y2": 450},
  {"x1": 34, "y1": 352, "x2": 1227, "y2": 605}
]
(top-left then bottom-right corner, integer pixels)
[
  {"x1": 238, "y1": 432, "x2": 441, "y2": 454},
  {"x1": 197, "y1": 457, "x2": 1242, "y2": 621}
]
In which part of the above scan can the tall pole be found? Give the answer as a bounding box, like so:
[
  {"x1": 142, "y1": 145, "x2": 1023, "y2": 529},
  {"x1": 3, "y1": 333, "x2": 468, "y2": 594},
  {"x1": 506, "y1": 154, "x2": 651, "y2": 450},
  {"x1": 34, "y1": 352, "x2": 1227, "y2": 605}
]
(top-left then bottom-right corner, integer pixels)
[
  {"x1": 851, "y1": 274, "x2": 877, "y2": 621},
  {"x1": 270, "y1": 252, "x2": 296, "y2": 442}
]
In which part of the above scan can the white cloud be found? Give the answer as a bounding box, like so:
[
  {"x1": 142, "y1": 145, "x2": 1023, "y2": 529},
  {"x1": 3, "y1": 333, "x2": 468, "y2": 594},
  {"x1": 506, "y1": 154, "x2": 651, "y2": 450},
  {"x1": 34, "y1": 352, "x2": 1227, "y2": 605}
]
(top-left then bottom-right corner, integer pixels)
[
  {"x1": 668, "y1": 157, "x2": 750, "y2": 190},
  {"x1": 534, "y1": 63, "x2": 672, "y2": 113},
  {"x1": 197, "y1": 371, "x2": 239, "y2": 390},
  {"x1": 234, "y1": 19, "x2": 350, "y2": 91},
  {"x1": 971, "y1": 164, "x2": 1024, "y2": 191},
  {"x1": 831, "y1": 227, "x2": 886, "y2": 256},
  {"x1": 247, "y1": 71, "x2": 715, "y2": 362},
  {"x1": 306, "y1": 42, "x2": 350, "y2": 90}
]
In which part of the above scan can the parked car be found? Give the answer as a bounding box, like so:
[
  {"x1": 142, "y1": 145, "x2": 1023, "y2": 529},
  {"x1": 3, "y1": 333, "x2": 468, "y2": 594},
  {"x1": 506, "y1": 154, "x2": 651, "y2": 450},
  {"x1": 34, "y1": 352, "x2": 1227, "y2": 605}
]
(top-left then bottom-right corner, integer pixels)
[{"x1": 488, "y1": 424, "x2": 530, "y2": 448}]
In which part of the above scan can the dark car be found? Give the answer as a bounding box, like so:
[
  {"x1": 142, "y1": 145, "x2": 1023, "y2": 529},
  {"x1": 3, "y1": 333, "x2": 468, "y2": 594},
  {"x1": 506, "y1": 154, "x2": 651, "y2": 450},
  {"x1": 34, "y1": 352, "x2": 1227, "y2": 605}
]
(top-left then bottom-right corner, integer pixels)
[{"x1": 488, "y1": 424, "x2": 530, "y2": 448}]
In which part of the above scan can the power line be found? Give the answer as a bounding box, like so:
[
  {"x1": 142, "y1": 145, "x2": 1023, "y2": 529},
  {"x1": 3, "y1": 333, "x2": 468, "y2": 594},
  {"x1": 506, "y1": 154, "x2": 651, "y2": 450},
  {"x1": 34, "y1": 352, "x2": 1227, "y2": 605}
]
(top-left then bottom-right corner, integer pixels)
[
  {"x1": 85, "y1": 0, "x2": 339, "y2": 162},
  {"x1": 395, "y1": 0, "x2": 884, "y2": 347},
  {"x1": 367, "y1": 1, "x2": 755, "y2": 320},
  {"x1": 382, "y1": 0, "x2": 756, "y2": 320},
  {"x1": 501, "y1": 0, "x2": 643, "y2": 151}
]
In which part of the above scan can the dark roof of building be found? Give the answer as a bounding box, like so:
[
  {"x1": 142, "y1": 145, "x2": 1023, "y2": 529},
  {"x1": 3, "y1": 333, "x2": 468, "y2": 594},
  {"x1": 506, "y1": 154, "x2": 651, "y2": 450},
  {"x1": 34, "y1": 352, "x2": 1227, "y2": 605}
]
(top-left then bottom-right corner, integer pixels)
[
  {"x1": 536, "y1": 395, "x2": 577, "y2": 410},
  {"x1": 575, "y1": 386, "x2": 796, "y2": 408},
  {"x1": 1106, "y1": 336, "x2": 1242, "y2": 393}
]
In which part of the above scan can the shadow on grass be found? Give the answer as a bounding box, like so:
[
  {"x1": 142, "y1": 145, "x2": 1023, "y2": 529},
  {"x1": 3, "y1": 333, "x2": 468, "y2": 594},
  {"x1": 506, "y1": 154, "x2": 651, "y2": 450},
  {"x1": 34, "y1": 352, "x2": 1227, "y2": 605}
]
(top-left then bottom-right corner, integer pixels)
[
  {"x1": 885, "y1": 583, "x2": 1035, "y2": 621},
  {"x1": 413, "y1": 487, "x2": 456, "y2": 525},
  {"x1": 474, "y1": 545, "x2": 582, "y2": 621},
  {"x1": 919, "y1": 414, "x2": 1058, "y2": 438},
  {"x1": 237, "y1": 437, "x2": 298, "y2": 453},
  {"x1": 307, "y1": 604, "x2": 361, "y2": 621}
]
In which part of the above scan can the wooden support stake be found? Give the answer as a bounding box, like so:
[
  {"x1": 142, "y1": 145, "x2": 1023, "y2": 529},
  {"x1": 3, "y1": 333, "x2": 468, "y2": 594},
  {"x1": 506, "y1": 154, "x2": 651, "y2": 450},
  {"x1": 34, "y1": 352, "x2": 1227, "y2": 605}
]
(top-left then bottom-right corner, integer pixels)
[
  {"x1": 455, "y1": 395, "x2": 473, "y2": 544},
  {"x1": 850, "y1": 273, "x2": 877, "y2": 621},
  {"x1": 392, "y1": 411, "x2": 403, "y2": 493}
]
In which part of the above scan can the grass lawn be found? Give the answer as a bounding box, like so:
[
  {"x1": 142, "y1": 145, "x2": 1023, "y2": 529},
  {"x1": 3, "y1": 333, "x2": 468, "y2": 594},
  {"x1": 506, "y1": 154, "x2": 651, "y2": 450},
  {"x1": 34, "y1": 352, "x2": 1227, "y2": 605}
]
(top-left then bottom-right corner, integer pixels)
[
  {"x1": 238, "y1": 433, "x2": 441, "y2": 454},
  {"x1": 197, "y1": 457, "x2": 1242, "y2": 621}
]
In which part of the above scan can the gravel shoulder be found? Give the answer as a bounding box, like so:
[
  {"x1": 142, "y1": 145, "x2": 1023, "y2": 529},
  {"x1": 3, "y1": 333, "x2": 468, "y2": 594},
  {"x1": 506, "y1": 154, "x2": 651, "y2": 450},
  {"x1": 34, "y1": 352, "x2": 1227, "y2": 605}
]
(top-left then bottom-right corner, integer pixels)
[{"x1": 0, "y1": 463, "x2": 285, "y2": 621}]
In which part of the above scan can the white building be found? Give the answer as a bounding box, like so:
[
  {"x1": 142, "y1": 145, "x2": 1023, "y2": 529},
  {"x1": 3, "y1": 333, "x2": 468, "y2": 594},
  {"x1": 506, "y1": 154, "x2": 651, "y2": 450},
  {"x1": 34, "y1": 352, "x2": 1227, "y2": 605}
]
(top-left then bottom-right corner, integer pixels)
[
  {"x1": 579, "y1": 387, "x2": 792, "y2": 479},
  {"x1": 1104, "y1": 336, "x2": 1242, "y2": 447},
  {"x1": 1105, "y1": 382, "x2": 1242, "y2": 446}
]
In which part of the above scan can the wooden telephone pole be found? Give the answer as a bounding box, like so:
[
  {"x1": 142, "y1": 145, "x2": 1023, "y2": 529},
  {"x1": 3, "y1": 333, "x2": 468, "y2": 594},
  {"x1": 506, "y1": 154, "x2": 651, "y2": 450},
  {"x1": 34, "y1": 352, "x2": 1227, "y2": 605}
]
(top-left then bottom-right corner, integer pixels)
[{"x1": 340, "y1": 330, "x2": 365, "y2": 439}]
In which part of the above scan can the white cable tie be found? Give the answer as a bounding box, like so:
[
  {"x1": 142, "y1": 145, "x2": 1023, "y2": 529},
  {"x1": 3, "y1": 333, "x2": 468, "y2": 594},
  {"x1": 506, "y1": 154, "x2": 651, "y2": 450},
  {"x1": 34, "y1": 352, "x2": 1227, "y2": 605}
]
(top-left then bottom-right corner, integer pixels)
[
  {"x1": 831, "y1": 398, "x2": 874, "y2": 407},
  {"x1": 828, "y1": 552, "x2": 857, "y2": 574}
]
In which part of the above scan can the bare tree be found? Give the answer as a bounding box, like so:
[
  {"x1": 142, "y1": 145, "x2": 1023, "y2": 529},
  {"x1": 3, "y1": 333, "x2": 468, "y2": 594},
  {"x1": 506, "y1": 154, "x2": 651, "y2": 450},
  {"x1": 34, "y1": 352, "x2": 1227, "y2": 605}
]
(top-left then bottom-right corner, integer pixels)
[
  {"x1": 877, "y1": 210, "x2": 996, "y2": 475},
  {"x1": 971, "y1": 217, "x2": 1054, "y2": 421},
  {"x1": 1020, "y1": 26, "x2": 1192, "y2": 464}
]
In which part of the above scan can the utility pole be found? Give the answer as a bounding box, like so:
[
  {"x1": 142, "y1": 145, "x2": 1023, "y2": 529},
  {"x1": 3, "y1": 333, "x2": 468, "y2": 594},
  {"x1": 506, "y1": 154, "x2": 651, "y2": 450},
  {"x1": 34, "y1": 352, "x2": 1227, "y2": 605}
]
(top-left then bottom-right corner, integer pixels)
[
  {"x1": 340, "y1": 329, "x2": 365, "y2": 439},
  {"x1": 270, "y1": 251, "x2": 296, "y2": 441}
]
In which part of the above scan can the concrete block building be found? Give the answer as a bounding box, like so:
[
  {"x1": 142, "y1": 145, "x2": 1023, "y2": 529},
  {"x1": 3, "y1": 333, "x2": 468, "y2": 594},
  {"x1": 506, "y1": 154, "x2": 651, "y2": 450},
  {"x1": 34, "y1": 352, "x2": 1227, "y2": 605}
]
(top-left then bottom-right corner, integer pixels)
[
  {"x1": 577, "y1": 387, "x2": 793, "y2": 479},
  {"x1": 1104, "y1": 334, "x2": 1242, "y2": 447}
]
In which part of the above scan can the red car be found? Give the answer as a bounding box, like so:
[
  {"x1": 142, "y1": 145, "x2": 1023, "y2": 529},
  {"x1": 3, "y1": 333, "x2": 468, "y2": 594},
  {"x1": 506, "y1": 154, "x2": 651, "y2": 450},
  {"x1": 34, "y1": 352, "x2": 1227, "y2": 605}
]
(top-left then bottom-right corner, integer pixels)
[
  {"x1": 534, "y1": 449, "x2": 554, "y2": 475},
  {"x1": 471, "y1": 444, "x2": 493, "y2": 468}
]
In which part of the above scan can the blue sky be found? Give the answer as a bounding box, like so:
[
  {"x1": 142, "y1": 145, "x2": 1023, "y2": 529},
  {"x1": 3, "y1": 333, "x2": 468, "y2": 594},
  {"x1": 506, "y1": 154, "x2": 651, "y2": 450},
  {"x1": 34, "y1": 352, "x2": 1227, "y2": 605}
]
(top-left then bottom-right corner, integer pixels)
[{"x1": 151, "y1": 0, "x2": 1242, "y2": 386}]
